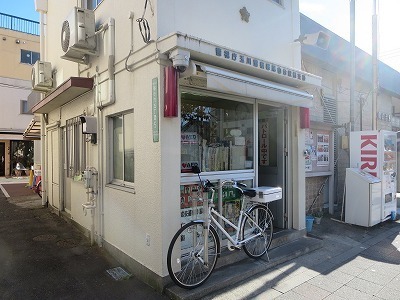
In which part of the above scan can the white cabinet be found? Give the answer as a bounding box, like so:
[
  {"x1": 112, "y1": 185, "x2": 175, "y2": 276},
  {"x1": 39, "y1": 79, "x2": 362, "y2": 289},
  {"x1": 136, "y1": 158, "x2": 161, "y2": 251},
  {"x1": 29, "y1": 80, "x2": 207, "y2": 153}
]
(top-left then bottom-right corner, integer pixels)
[{"x1": 345, "y1": 168, "x2": 381, "y2": 227}]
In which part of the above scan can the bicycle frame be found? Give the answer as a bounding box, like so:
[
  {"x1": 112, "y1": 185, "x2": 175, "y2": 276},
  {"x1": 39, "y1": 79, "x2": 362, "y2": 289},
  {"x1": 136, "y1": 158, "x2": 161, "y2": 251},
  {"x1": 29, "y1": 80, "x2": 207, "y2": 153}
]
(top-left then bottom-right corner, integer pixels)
[{"x1": 201, "y1": 181, "x2": 267, "y2": 253}]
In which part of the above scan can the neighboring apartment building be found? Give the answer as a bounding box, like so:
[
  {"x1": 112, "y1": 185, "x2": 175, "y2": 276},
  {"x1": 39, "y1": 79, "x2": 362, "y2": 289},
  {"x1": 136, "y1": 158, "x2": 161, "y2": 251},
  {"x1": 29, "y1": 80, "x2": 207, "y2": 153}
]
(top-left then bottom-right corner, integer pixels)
[
  {"x1": 29, "y1": 0, "x2": 322, "y2": 291},
  {"x1": 300, "y1": 14, "x2": 400, "y2": 216},
  {"x1": 0, "y1": 13, "x2": 40, "y2": 176}
]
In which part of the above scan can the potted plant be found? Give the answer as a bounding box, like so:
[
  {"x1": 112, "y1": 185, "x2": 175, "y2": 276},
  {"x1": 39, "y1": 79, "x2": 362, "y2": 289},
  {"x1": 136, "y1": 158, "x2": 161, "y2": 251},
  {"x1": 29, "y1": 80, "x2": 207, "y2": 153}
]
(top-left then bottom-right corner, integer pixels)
[{"x1": 313, "y1": 210, "x2": 323, "y2": 224}]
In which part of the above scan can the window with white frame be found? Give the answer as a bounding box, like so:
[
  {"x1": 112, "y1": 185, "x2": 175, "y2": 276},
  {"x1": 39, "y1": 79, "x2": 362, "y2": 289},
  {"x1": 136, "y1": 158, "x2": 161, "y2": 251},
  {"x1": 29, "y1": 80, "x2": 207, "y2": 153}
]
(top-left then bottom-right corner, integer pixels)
[
  {"x1": 87, "y1": 0, "x2": 103, "y2": 10},
  {"x1": 110, "y1": 111, "x2": 134, "y2": 185},
  {"x1": 65, "y1": 116, "x2": 87, "y2": 178}
]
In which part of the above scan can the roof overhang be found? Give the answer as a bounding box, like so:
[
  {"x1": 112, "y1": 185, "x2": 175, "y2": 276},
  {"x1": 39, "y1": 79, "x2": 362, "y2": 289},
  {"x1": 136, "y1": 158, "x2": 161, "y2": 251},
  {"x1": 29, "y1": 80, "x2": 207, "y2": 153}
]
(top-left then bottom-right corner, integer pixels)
[
  {"x1": 23, "y1": 115, "x2": 41, "y2": 140},
  {"x1": 156, "y1": 32, "x2": 322, "y2": 89},
  {"x1": 32, "y1": 77, "x2": 94, "y2": 114}
]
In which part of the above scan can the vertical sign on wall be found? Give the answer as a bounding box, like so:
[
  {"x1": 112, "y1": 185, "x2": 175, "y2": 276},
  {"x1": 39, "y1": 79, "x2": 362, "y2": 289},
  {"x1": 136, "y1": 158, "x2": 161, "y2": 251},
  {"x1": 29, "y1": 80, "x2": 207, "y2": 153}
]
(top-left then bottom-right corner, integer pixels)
[
  {"x1": 259, "y1": 121, "x2": 269, "y2": 166},
  {"x1": 152, "y1": 78, "x2": 159, "y2": 142}
]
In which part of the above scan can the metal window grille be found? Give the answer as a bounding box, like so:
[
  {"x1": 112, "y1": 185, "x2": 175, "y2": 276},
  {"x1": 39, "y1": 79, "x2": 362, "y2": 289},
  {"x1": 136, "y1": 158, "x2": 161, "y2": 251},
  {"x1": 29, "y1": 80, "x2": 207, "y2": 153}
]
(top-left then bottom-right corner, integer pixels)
[{"x1": 66, "y1": 116, "x2": 86, "y2": 178}]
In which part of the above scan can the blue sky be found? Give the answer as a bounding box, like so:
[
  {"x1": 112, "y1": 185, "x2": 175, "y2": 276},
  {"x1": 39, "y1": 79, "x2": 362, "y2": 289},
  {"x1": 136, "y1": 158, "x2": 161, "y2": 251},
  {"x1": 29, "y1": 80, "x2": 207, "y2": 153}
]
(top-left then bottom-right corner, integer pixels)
[{"x1": 0, "y1": 0, "x2": 39, "y2": 21}]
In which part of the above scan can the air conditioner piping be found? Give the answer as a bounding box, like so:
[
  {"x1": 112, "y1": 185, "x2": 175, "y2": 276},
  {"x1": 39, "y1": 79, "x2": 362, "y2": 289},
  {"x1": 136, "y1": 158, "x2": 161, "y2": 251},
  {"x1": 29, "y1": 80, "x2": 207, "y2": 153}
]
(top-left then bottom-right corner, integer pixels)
[{"x1": 97, "y1": 18, "x2": 115, "y2": 109}]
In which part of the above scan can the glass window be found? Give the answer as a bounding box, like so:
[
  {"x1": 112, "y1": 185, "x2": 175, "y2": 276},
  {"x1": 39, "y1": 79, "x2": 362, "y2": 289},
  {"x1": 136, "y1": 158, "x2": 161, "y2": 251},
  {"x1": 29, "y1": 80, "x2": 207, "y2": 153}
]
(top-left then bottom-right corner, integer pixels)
[
  {"x1": 20, "y1": 100, "x2": 31, "y2": 114},
  {"x1": 87, "y1": 0, "x2": 103, "y2": 10},
  {"x1": 181, "y1": 92, "x2": 254, "y2": 173},
  {"x1": 111, "y1": 112, "x2": 134, "y2": 185},
  {"x1": 65, "y1": 116, "x2": 87, "y2": 178},
  {"x1": 20, "y1": 50, "x2": 40, "y2": 65}
]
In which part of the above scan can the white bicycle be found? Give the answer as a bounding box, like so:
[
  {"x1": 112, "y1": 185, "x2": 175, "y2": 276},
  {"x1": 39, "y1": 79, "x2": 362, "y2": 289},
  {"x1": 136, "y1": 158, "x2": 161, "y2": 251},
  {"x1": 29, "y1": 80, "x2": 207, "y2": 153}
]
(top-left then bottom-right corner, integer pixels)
[{"x1": 167, "y1": 166, "x2": 274, "y2": 289}]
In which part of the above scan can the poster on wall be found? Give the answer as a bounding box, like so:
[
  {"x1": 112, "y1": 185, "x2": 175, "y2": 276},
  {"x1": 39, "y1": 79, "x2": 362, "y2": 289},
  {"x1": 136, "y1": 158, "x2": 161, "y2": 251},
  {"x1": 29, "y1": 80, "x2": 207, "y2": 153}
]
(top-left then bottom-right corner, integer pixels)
[
  {"x1": 305, "y1": 129, "x2": 314, "y2": 146},
  {"x1": 305, "y1": 145, "x2": 312, "y2": 172},
  {"x1": 317, "y1": 133, "x2": 329, "y2": 166},
  {"x1": 259, "y1": 121, "x2": 269, "y2": 166}
]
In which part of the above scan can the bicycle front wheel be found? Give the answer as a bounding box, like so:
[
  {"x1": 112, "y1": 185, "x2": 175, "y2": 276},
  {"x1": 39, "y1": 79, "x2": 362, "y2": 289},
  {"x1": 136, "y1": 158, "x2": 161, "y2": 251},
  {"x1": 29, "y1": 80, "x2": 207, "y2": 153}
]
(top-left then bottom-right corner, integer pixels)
[
  {"x1": 241, "y1": 204, "x2": 273, "y2": 259},
  {"x1": 167, "y1": 221, "x2": 219, "y2": 289}
]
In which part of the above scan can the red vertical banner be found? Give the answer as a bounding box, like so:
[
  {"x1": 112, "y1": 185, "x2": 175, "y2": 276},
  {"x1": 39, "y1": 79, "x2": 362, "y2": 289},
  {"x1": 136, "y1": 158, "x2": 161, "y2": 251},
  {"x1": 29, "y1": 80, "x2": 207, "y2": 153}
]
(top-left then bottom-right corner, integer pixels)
[
  {"x1": 300, "y1": 107, "x2": 310, "y2": 129},
  {"x1": 164, "y1": 66, "x2": 178, "y2": 117}
]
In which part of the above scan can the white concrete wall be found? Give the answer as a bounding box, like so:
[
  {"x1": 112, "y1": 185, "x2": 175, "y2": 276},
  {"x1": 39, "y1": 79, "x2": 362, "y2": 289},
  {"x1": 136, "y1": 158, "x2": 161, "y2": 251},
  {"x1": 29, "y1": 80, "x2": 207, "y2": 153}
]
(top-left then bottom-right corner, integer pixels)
[
  {"x1": 43, "y1": 0, "x2": 179, "y2": 277},
  {"x1": 0, "y1": 77, "x2": 33, "y2": 132},
  {"x1": 41, "y1": 0, "x2": 304, "y2": 282},
  {"x1": 157, "y1": 0, "x2": 302, "y2": 69}
]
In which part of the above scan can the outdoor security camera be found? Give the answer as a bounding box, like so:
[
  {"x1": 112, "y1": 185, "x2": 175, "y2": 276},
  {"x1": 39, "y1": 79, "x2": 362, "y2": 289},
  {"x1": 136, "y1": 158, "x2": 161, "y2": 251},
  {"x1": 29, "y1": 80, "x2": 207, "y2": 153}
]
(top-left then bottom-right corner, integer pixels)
[
  {"x1": 169, "y1": 48, "x2": 190, "y2": 73},
  {"x1": 295, "y1": 31, "x2": 331, "y2": 50}
]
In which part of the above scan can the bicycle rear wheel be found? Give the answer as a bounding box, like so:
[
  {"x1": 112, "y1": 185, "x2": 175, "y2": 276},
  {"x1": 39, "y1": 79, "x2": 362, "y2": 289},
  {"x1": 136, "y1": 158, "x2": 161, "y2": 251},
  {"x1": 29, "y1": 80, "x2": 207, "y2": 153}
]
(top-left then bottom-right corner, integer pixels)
[
  {"x1": 241, "y1": 204, "x2": 273, "y2": 258},
  {"x1": 167, "y1": 221, "x2": 219, "y2": 289}
]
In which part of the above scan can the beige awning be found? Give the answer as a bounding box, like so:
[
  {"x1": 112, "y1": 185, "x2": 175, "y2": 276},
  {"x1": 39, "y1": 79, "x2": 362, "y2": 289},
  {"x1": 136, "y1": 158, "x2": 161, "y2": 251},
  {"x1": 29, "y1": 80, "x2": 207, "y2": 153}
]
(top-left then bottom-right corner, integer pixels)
[
  {"x1": 23, "y1": 115, "x2": 41, "y2": 140},
  {"x1": 200, "y1": 64, "x2": 314, "y2": 108}
]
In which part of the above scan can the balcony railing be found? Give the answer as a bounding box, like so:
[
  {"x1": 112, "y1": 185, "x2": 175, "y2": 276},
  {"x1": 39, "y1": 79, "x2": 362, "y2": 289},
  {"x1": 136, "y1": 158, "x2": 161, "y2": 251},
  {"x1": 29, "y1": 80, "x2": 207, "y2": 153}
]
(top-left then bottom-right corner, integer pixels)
[{"x1": 0, "y1": 12, "x2": 39, "y2": 36}]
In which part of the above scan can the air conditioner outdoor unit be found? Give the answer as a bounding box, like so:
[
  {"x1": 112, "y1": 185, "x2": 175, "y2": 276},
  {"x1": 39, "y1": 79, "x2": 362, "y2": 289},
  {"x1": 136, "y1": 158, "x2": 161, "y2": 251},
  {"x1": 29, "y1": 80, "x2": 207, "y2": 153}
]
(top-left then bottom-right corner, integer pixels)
[
  {"x1": 31, "y1": 60, "x2": 53, "y2": 92},
  {"x1": 60, "y1": 7, "x2": 97, "y2": 64}
]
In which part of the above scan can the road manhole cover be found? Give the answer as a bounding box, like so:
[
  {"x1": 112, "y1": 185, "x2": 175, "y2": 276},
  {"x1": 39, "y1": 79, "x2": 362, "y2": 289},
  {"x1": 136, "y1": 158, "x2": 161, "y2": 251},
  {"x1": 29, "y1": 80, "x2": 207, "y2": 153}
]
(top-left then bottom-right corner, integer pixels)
[
  {"x1": 33, "y1": 234, "x2": 58, "y2": 241},
  {"x1": 56, "y1": 238, "x2": 77, "y2": 248}
]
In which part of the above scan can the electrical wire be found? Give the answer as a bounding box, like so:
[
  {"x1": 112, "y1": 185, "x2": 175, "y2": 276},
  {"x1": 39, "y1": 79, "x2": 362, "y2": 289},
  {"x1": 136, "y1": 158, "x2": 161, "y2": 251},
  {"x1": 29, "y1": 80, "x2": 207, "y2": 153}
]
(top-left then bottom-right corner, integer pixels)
[{"x1": 136, "y1": 0, "x2": 152, "y2": 44}]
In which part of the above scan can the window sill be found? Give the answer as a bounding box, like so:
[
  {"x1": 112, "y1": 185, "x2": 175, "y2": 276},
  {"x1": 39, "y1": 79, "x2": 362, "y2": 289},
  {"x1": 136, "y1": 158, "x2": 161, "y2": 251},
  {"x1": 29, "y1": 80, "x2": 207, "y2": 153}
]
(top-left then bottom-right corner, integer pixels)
[{"x1": 105, "y1": 183, "x2": 136, "y2": 194}]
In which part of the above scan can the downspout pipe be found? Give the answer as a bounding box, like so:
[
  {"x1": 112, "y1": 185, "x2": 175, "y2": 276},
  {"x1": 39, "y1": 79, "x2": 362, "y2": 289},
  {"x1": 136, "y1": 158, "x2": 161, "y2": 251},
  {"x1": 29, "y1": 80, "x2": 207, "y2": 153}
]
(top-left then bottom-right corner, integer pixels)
[
  {"x1": 35, "y1": 0, "x2": 48, "y2": 206},
  {"x1": 95, "y1": 17, "x2": 115, "y2": 245},
  {"x1": 108, "y1": 17, "x2": 115, "y2": 105},
  {"x1": 97, "y1": 18, "x2": 115, "y2": 108}
]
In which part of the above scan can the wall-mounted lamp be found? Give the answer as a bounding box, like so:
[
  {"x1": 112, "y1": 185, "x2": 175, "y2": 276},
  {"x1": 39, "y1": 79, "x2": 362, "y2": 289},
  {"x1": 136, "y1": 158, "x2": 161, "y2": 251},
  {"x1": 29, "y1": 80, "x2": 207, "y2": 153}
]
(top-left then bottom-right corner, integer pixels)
[
  {"x1": 80, "y1": 116, "x2": 97, "y2": 144},
  {"x1": 15, "y1": 39, "x2": 20, "y2": 44},
  {"x1": 295, "y1": 31, "x2": 330, "y2": 50}
]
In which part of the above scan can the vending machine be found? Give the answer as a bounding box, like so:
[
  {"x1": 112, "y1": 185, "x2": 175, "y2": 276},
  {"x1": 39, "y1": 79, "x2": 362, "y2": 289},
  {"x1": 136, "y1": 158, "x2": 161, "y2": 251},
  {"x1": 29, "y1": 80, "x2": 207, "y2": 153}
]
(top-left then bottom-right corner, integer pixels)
[{"x1": 350, "y1": 130, "x2": 397, "y2": 222}]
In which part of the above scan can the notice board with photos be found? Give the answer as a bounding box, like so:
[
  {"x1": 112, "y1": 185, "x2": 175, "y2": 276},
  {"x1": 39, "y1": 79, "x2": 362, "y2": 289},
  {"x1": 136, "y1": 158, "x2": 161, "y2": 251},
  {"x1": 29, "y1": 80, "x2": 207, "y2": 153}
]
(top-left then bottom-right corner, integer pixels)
[{"x1": 304, "y1": 127, "x2": 332, "y2": 173}]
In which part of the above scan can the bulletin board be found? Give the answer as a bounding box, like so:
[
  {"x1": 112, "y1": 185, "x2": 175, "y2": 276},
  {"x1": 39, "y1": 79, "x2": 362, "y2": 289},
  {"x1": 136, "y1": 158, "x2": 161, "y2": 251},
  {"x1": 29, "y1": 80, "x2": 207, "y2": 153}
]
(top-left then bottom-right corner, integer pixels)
[{"x1": 304, "y1": 128, "x2": 332, "y2": 173}]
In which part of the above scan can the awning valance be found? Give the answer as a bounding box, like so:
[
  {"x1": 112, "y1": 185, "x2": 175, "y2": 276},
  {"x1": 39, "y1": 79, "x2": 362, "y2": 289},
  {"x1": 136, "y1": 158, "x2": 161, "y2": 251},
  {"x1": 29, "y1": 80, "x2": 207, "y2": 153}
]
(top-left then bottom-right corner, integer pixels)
[{"x1": 182, "y1": 63, "x2": 314, "y2": 108}]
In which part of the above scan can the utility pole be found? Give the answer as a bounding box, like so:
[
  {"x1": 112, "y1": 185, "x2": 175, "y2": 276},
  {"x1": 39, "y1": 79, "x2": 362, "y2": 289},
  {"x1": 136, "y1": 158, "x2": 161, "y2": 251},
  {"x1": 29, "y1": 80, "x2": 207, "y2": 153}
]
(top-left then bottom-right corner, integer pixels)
[
  {"x1": 372, "y1": 0, "x2": 378, "y2": 130},
  {"x1": 350, "y1": 0, "x2": 355, "y2": 132}
]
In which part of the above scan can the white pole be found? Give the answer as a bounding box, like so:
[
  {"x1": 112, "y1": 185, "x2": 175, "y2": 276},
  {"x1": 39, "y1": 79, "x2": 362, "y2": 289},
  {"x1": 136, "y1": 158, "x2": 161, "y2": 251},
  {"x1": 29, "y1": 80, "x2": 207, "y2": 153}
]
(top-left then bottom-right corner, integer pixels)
[
  {"x1": 372, "y1": 0, "x2": 378, "y2": 130},
  {"x1": 350, "y1": 0, "x2": 355, "y2": 132}
]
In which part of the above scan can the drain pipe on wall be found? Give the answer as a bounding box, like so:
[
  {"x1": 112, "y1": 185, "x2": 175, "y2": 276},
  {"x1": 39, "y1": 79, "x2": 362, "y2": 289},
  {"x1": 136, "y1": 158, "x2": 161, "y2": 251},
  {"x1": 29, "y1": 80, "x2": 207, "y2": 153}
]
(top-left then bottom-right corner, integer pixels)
[
  {"x1": 35, "y1": 0, "x2": 48, "y2": 207},
  {"x1": 94, "y1": 17, "x2": 116, "y2": 245},
  {"x1": 82, "y1": 167, "x2": 98, "y2": 245}
]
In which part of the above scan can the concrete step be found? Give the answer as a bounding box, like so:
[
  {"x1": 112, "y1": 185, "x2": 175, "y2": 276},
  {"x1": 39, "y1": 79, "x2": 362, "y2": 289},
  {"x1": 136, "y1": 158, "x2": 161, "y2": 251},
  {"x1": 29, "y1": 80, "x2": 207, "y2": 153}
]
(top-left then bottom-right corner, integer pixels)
[
  {"x1": 214, "y1": 228, "x2": 306, "y2": 269},
  {"x1": 165, "y1": 235, "x2": 323, "y2": 300}
]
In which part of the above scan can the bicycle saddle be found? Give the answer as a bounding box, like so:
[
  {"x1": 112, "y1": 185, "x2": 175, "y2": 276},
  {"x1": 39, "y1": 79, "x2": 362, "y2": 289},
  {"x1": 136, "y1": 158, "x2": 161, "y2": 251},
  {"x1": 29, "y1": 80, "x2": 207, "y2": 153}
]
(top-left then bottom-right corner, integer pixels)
[{"x1": 242, "y1": 188, "x2": 256, "y2": 198}]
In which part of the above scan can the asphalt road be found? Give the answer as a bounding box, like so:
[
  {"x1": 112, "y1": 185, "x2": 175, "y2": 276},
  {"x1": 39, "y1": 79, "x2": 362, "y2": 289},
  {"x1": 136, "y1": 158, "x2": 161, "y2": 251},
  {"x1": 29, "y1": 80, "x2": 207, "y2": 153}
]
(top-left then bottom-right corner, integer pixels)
[{"x1": 0, "y1": 190, "x2": 168, "y2": 300}]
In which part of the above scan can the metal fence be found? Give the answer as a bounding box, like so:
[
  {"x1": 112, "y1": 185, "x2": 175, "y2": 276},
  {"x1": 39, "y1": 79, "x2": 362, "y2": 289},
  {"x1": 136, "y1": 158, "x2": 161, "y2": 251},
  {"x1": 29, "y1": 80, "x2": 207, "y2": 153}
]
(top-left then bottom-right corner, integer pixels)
[{"x1": 0, "y1": 13, "x2": 39, "y2": 36}]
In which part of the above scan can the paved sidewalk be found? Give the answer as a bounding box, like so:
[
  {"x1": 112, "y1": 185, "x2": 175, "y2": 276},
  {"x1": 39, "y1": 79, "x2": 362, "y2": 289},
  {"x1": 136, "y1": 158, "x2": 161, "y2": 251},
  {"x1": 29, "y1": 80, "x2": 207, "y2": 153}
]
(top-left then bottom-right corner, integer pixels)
[
  {"x1": 203, "y1": 216, "x2": 400, "y2": 300},
  {"x1": 0, "y1": 185, "x2": 167, "y2": 299}
]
